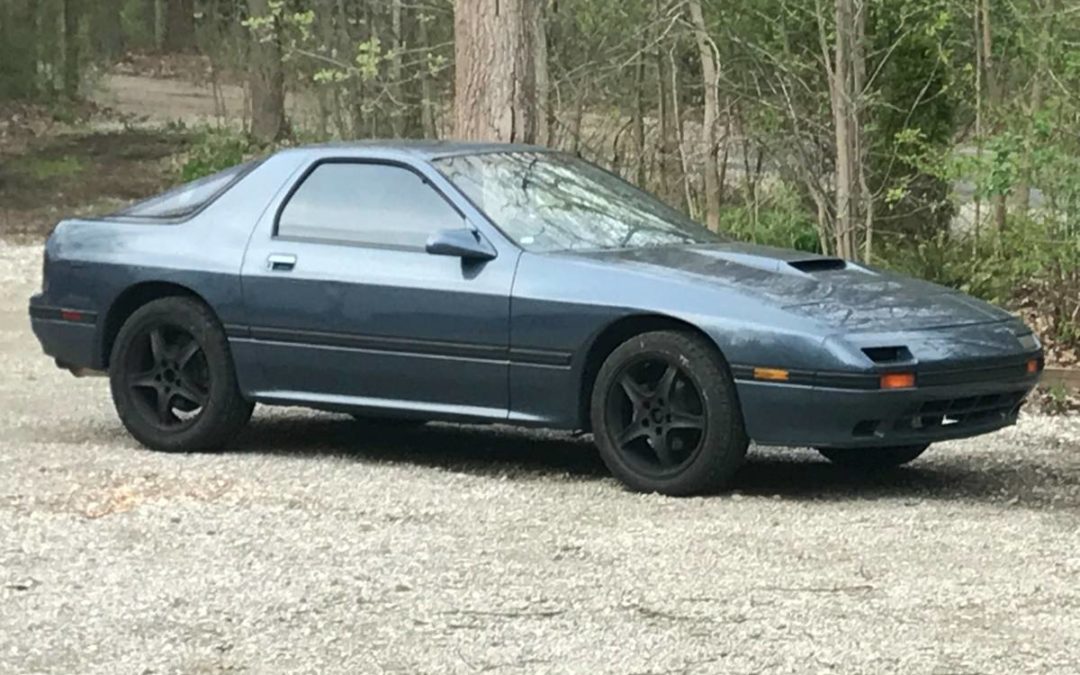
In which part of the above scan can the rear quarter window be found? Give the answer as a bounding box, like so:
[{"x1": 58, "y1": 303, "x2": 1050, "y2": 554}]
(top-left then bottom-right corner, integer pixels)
[{"x1": 109, "y1": 160, "x2": 261, "y2": 220}]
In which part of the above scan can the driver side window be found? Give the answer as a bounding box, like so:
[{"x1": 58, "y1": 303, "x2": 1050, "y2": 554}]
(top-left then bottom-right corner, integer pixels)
[{"x1": 277, "y1": 162, "x2": 464, "y2": 248}]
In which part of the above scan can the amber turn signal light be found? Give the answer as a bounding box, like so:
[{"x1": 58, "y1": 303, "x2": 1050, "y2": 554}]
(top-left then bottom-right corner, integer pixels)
[
  {"x1": 753, "y1": 367, "x2": 790, "y2": 382},
  {"x1": 880, "y1": 372, "x2": 915, "y2": 389},
  {"x1": 1026, "y1": 359, "x2": 1039, "y2": 374}
]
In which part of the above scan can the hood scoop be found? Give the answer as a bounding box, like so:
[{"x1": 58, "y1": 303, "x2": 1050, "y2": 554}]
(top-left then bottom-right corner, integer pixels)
[
  {"x1": 787, "y1": 257, "x2": 847, "y2": 273},
  {"x1": 689, "y1": 249, "x2": 852, "y2": 278}
]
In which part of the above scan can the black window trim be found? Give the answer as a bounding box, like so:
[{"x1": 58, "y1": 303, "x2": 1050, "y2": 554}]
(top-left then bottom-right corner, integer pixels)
[{"x1": 272, "y1": 157, "x2": 469, "y2": 252}]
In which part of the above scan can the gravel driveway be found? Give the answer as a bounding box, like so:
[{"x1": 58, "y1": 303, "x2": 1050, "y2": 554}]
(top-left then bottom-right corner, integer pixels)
[{"x1": 2, "y1": 241, "x2": 1078, "y2": 674}]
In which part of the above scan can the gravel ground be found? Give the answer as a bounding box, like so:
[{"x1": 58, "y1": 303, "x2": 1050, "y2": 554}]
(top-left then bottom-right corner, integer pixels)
[{"x1": 1, "y1": 241, "x2": 1079, "y2": 674}]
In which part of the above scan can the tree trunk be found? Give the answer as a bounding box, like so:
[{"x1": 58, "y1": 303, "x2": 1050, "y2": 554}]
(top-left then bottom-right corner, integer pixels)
[
  {"x1": 831, "y1": 0, "x2": 853, "y2": 258},
  {"x1": 687, "y1": 0, "x2": 721, "y2": 230},
  {"x1": 1017, "y1": 0, "x2": 1052, "y2": 214},
  {"x1": 91, "y1": 0, "x2": 125, "y2": 61},
  {"x1": 417, "y1": 11, "x2": 437, "y2": 138},
  {"x1": 670, "y1": 51, "x2": 693, "y2": 217},
  {"x1": 453, "y1": 0, "x2": 539, "y2": 143},
  {"x1": 164, "y1": 0, "x2": 195, "y2": 52},
  {"x1": 533, "y1": 0, "x2": 550, "y2": 146},
  {"x1": 247, "y1": 0, "x2": 286, "y2": 143},
  {"x1": 62, "y1": 0, "x2": 80, "y2": 100},
  {"x1": 973, "y1": 0, "x2": 983, "y2": 243},
  {"x1": 389, "y1": 0, "x2": 404, "y2": 137},
  {"x1": 854, "y1": 0, "x2": 872, "y2": 260},
  {"x1": 153, "y1": 0, "x2": 165, "y2": 51},
  {"x1": 655, "y1": 2, "x2": 679, "y2": 206},
  {"x1": 633, "y1": 52, "x2": 647, "y2": 186},
  {"x1": 825, "y1": 0, "x2": 868, "y2": 259},
  {"x1": 0, "y1": 0, "x2": 38, "y2": 98},
  {"x1": 980, "y1": 0, "x2": 1007, "y2": 232}
]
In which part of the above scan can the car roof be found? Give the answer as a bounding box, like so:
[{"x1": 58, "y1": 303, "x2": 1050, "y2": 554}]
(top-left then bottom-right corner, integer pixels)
[{"x1": 275, "y1": 140, "x2": 551, "y2": 162}]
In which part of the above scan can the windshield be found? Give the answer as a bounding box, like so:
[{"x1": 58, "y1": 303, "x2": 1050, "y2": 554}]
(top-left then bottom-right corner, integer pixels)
[{"x1": 434, "y1": 151, "x2": 725, "y2": 252}]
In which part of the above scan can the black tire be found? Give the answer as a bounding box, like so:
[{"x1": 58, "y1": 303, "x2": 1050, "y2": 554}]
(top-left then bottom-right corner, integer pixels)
[
  {"x1": 590, "y1": 330, "x2": 748, "y2": 496},
  {"x1": 348, "y1": 413, "x2": 426, "y2": 428},
  {"x1": 109, "y1": 296, "x2": 253, "y2": 452},
  {"x1": 816, "y1": 444, "x2": 930, "y2": 468}
]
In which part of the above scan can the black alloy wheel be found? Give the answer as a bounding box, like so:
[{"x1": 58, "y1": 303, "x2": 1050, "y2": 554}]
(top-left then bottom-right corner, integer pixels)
[
  {"x1": 605, "y1": 356, "x2": 707, "y2": 476},
  {"x1": 591, "y1": 330, "x2": 748, "y2": 495},
  {"x1": 110, "y1": 297, "x2": 253, "y2": 452},
  {"x1": 124, "y1": 324, "x2": 210, "y2": 429}
]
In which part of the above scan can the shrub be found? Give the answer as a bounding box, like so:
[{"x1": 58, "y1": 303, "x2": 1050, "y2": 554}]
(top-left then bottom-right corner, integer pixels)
[
  {"x1": 178, "y1": 129, "x2": 255, "y2": 182},
  {"x1": 716, "y1": 182, "x2": 820, "y2": 253}
]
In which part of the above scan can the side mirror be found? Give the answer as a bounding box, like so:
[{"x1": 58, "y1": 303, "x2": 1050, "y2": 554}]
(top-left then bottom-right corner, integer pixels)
[{"x1": 425, "y1": 228, "x2": 497, "y2": 261}]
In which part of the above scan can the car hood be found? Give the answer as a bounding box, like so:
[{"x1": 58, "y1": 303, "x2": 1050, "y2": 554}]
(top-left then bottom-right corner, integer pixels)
[{"x1": 565, "y1": 243, "x2": 1012, "y2": 331}]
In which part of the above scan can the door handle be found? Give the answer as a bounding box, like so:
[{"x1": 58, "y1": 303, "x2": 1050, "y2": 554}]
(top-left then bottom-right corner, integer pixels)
[{"x1": 267, "y1": 254, "x2": 297, "y2": 272}]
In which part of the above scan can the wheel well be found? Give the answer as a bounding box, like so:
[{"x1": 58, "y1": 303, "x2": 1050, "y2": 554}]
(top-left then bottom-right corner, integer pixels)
[
  {"x1": 578, "y1": 314, "x2": 719, "y2": 430},
  {"x1": 99, "y1": 282, "x2": 205, "y2": 368}
]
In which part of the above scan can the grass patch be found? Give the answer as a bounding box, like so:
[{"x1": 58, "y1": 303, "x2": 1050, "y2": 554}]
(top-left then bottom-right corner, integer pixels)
[{"x1": 19, "y1": 155, "x2": 86, "y2": 180}]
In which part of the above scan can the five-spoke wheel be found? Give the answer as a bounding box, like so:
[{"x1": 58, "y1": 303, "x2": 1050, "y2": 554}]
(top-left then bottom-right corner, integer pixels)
[
  {"x1": 109, "y1": 297, "x2": 253, "y2": 452},
  {"x1": 591, "y1": 330, "x2": 747, "y2": 495},
  {"x1": 125, "y1": 324, "x2": 210, "y2": 429},
  {"x1": 605, "y1": 357, "x2": 707, "y2": 476}
]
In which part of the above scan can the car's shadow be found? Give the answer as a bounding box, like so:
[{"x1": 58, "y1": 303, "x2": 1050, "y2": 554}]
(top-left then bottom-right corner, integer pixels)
[{"x1": 229, "y1": 414, "x2": 1080, "y2": 509}]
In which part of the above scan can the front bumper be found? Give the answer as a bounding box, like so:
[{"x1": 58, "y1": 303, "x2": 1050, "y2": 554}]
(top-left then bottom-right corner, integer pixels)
[{"x1": 737, "y1": 358, "x2": 1041, "y2": 449}]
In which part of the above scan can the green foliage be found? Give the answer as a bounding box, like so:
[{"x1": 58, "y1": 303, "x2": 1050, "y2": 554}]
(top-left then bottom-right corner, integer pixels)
[
  {"x1": 870, "y1": 0, "x2": 961, "y2": 237},
  {"x1": 879, "y1": 213, "x2": 1080, "y2": 350},
  {"x1": 178, "y1": 130, "x2": 254, "y2": 182},
  {"x1": 1042, "y1": 383, "x2": 1072, "y2": 416},
  {"x1": 20, "y1": 155, "x2": 85, "y2": 181},
  {"x1": 878, "y1": 231, "x2": 997, "y2": 299},
  {"x1": 717, "y1": 183, "x2": 820, "y2": 253}
]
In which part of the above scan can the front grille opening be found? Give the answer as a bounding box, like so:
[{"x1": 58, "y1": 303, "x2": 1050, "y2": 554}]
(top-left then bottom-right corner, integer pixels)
[
  {"x1": 862, "y1": 345, "x2": 913, "y2": 364},
  {"x1": 852, "y1": 419, "x2": 880, "y2": 437},
  {"x1": 894, "y1": 392, "x2": 1025, "y2": 432}
]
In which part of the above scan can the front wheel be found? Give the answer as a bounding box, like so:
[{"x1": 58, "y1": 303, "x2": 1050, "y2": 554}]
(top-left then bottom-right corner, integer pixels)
[
  {"x1": 816, "y1": 444, "x2": 930, "y2": 468},
  {"x1": 590, "y1": 330, "x2": 748, "y2": 496},
  {"x1": 109, "y1": 297, "x2": 253, "y2": 452}
]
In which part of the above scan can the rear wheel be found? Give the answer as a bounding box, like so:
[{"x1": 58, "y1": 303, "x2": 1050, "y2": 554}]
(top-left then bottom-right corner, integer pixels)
[
  {"x1": 816, "y1": 444, "x2": 930, "y2": 468},
  {"x1": 590, "y1": 330, "x2": 748, "y2": 496},
  {"x1": 109, "y1": 297, "x2": 253, "y2": 452}
]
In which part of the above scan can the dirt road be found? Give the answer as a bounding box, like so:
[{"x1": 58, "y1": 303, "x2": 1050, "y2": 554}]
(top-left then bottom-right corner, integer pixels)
[{"x1": 1, "y1": 241, "x2": 1079, "y2": 674}]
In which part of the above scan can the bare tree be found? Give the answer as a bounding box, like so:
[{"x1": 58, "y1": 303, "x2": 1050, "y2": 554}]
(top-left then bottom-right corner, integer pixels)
[
  {"x1": 825, "y1": 0, "x2": 864, "y2": 260},
  {"x1": 654, "y1": 0, "x2": 680, "y2": 206},
  {"x1": 454, "y1": 0, "x2": 540, "y2": 142},
  {"x1": 687, "y1": 0, "x2": 721, "y2": 230},
  {"x1": 980, "y1": 0, "x2": 1007, "y2": 232},
  {"x1": 417, "y1": 10, "x2": 438, "y2": 138}
]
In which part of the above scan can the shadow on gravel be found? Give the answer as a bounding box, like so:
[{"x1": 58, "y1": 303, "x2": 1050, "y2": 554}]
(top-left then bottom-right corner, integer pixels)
[
  {"x1": 734, "y1": 457, "x2": 1079, "y2": 509},
  {"x1": 231, "y1": 415, "x2": 1080, "y2": 509},
  {"x1": 234, "y1": 415, "x2": 608, "y2": 481}
]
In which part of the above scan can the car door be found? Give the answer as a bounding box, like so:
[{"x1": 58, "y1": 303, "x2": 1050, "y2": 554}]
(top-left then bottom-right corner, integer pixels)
[{"x1": 238, "y1": 157, "x2": 517, "y2": 420}]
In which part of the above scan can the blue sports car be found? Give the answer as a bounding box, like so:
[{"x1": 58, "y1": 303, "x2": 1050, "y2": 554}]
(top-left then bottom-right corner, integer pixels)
[{"x1": 29, "y1": 142, "x2": 1043, "y2": 495}]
